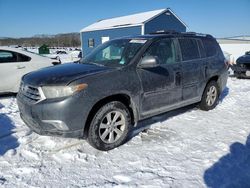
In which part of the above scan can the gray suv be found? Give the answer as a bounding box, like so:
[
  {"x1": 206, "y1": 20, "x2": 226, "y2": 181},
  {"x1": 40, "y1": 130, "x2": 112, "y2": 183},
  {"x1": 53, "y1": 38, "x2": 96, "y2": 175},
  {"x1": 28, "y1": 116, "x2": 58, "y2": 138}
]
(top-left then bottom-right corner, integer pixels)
[{"x1": 17, "y1": 32, "x2": 228, "y2": 150}]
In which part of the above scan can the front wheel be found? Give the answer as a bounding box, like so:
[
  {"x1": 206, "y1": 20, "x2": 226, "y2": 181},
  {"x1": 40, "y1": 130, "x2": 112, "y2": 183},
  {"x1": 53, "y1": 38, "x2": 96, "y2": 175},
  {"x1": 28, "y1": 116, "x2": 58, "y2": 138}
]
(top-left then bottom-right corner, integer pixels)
[
  {"x1": 199, "y1": 81, "x2": 219, "y2": 111},
  {"x1": 87, "y1": 101, "x2": 132, "y2": 151}
]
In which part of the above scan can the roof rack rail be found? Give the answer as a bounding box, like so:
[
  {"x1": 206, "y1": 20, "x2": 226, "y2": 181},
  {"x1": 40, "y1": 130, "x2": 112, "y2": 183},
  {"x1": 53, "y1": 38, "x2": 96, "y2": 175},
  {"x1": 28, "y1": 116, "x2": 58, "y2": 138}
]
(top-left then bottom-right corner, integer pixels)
[
  {"x1": 149, "y1": 30, "x2": 180, "y2": 35},
  {"x1": 148, "y1": 30, "x2": 214, "y2": 38},
  {"x1": 182, "y1": 32, "x2": 213, "y2": 38}
]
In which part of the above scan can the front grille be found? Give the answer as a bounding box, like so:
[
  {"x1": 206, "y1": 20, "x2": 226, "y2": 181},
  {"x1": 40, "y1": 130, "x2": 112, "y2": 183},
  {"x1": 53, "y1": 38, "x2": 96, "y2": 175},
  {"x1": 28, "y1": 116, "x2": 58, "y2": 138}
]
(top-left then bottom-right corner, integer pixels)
[
  {"x1": 19, "y1": 82, "x2": 44, "y2": 103},
  {"x1": 245, "y1": 64, "x2": 250, "y2": 69}
]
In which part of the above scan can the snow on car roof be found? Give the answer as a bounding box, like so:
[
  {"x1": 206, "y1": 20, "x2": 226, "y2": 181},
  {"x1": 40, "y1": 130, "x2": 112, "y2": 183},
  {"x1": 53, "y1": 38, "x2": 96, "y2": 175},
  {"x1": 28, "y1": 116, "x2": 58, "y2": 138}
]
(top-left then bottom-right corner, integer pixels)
[
  {"x1": 0, "y1": 46, "x2": 33, "y2": 54},
  {"x1": 0, "y1": 46, "x2": 50, "y2": 59}
]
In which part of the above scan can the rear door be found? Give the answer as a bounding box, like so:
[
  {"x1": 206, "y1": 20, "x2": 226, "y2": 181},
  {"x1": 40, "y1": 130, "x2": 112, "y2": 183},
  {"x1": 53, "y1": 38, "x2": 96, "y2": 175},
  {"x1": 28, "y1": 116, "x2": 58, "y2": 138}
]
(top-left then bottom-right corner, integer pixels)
[
  {"x1": 178, "y1": 38, "x2": 203, "y2": 101},
  {"x1": 0, "y1": 50, "x2": 31, "y2": 92},
  {"x1": 137, "y1": 38, "x2": 182, "y2": 117},
  {"x1": 201, "y1": 38, "x2": 222, "y2": 77}
]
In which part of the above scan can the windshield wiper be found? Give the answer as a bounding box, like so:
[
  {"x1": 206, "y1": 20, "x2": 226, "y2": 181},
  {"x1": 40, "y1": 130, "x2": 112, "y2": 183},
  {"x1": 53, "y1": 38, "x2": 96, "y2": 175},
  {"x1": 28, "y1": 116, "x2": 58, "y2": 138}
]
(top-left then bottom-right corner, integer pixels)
[{"x1": 86, "y1": 62, "x2": 105, "y2": 67}]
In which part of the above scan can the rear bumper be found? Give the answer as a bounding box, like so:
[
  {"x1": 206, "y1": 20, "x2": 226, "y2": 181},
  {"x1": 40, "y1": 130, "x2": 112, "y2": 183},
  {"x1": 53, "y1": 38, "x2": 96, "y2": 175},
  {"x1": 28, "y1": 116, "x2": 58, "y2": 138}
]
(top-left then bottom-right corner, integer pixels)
[
  {"x1": 218, "y1": 70, "x2": 229, "y2": 92},
  {"x1": 17, "y1": 92, "x2": 91, "y2": 138}
]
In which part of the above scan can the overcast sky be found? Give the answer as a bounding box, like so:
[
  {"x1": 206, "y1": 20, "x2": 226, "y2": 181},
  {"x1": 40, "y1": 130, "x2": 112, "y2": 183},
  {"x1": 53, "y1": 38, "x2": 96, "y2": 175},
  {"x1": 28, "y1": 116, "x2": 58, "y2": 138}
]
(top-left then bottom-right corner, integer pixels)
[{"x1": 0, "y1": 0, "x2": 249, "y2": 38}]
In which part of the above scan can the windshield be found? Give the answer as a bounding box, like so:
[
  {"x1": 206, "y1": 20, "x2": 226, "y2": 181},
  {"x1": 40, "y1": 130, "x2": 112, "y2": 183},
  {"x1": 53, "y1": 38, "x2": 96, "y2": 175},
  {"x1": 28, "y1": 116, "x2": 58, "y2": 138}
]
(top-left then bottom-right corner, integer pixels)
[{"x1": 80, "y1": 39, "x2": 147, "y2": 67}]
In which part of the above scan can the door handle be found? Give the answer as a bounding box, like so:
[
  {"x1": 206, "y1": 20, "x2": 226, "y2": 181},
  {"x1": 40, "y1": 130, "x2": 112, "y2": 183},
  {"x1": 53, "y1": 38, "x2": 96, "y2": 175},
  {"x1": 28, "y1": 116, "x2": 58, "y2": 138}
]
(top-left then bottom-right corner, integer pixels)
[
  {"x1": 16, "y1": 65, "x2": 26, "y2": 69},
  {"x1": 175, "y1": 72, "x2": 181, "y2": 86}
]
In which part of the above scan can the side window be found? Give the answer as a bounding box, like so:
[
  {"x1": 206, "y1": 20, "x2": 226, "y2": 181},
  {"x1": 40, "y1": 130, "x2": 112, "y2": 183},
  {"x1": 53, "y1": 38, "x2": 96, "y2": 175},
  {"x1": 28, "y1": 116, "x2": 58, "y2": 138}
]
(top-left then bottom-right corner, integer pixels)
[
  {"x1": 96, "y1": 44, "x2": 124, "y2": 61},
  {"x1": 197, "y1": 39, "x2": 206, "y2": 58},
  {"x1": 202, "y1": 38, "x2": 217, "y2": 57},
  {"x1": 179, "y1": 38, "x2": 199, "y2": 61},
  {"x1": 88, "y1": 38, "x2": 95, "y2": 48},
  {"x1": 143, "y1": 38, "x2": 177, "y2": 64},
  {"x1": 0, "y1": 50, "x2": 17, "y2": 63},
  {"x1": 18, "y1": 53, "x2": 31, "y2": 62}
]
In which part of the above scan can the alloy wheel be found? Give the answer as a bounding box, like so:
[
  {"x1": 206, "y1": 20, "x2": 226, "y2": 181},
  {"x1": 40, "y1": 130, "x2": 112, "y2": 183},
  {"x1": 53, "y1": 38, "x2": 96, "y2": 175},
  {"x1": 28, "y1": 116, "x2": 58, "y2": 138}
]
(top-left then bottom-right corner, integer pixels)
[
  {"x1": 99, "y1": 111, "x2": 126, "y2": 144},
  {"x1": 206, "y1": 86, "x2": 217, "y2": 106}
]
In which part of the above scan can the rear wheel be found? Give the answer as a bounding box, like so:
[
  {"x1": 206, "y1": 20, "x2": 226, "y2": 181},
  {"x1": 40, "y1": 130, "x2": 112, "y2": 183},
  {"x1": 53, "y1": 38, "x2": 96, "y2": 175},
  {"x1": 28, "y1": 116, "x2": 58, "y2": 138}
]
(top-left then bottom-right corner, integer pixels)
[
  {"x1": 199, "y1": 81, "x2": 219, "y2": 111},
  {"x1": 87, "y1": 101, "x2": 131, "y2": 151}
]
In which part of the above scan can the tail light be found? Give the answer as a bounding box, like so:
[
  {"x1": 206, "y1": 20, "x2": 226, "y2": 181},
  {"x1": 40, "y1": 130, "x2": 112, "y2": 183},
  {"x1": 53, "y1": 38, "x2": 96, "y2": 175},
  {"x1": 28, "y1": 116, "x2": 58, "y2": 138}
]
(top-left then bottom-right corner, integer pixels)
[{"x1": 224, "y1": 59, "x2": 230, "y2": 69}]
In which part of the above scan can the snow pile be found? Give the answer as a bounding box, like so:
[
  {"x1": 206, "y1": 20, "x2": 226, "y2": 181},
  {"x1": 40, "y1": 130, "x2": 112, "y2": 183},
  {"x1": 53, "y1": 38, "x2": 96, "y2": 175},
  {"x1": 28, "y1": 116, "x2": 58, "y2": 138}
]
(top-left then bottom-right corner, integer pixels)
[
  {"x1": 26, "y1": 48, "x2": 80, "y2": 63},
  {"x1": 0, "y1": 77, "x2": 250, "y2": 187},
  {"x1": 220, "y1": 43, "x2": 250, "y2": 63}
]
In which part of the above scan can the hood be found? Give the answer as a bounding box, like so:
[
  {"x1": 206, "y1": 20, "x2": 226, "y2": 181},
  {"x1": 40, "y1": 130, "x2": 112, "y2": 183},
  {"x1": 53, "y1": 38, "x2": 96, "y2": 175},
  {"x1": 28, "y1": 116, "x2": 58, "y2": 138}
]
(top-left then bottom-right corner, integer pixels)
[
  {"x1": 23, "y1": 63, "x2": 112, "y2": 86},
  {"x1": 237, "y1": 55, "x2": 250, "y2": 64}
]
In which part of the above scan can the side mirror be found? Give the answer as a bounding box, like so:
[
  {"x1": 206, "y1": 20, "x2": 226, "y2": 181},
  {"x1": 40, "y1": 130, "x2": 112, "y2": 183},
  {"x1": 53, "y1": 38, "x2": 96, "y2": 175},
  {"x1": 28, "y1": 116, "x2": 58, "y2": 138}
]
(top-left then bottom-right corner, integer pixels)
[{"x1": 139, "y1": 56, "x2": 159, "y2": 68}]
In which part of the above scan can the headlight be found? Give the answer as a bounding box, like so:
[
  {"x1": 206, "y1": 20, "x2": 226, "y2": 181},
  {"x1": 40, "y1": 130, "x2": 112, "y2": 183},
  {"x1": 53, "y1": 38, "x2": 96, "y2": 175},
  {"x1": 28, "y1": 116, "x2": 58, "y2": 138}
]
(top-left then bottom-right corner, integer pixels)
[{"x1": 41, "y1": 83, "x2": 88, "y2": 99}]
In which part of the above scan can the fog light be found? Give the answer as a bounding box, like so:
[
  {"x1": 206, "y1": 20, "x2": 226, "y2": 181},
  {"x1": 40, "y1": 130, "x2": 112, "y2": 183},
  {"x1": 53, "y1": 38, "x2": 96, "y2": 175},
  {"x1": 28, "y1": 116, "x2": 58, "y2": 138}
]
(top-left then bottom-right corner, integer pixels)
[{"x1": 42, "y1": 120, "x2": 69, "y2": 131}]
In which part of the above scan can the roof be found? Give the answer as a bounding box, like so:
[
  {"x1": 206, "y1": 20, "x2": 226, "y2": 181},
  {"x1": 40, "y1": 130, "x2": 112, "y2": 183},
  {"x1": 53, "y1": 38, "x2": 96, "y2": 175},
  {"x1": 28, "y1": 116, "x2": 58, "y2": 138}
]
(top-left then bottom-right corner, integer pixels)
[
  {"x1": 0, "y1": 46, "x2": 32, "y2": 55},
  {"x1": 0, "y1": 46, "x2": 53, "y2": 60},
  {"x1": 119, "y1": 32, "x2": 213, "y2": 40},
  {"x1": 80, "y1": 8, "x2": 187, "y2": 32}
]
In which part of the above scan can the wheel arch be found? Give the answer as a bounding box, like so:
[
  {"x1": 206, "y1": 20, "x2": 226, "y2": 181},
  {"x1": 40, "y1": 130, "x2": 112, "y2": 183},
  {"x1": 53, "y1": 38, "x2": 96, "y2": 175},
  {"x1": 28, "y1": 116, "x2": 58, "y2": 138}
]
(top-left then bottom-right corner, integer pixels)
[
  {"x1": 200, "y1": 75, "x2": 220, "y2": 101},
  {"x1": 207, "y1": 75, "x2": 221, "y2": 92},
  {"x1": 202, "y1": 75, "x2": 219, "y2": 91},
  {"x1": 199, "y1": 75, "x2": 220, "y2": 111},
  {"x1": 84, "y1": 93, "x2": 138, "y2": 137},
  {"x1": 208, "y1": 75, "x2": 219, "y2": 83}
]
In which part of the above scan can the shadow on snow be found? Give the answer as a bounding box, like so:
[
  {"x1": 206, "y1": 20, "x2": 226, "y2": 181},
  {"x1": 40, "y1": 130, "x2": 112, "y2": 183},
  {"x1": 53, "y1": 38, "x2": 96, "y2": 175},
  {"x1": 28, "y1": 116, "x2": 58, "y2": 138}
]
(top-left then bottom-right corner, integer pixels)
[
  {"x1": 0, "y1": 96, "x2": 19, "y2": 156},
  {"x1": 219, "y1": 86, "x2": 229, "y2": 103},
  {"x1": 204, "y1": 134, "x2": 250, "y2": 188},
  {"x1": 129, "y1": 103, "x2": 197, "y2": 140}
]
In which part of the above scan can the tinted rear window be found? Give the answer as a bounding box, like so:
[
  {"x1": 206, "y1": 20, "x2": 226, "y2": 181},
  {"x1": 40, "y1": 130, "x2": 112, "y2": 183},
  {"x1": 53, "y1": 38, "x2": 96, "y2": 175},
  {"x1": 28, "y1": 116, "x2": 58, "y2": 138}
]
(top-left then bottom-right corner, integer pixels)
[
  {"x1": 18, "y1": 53, "x2": 31, "y2": 62},
  {"x1": 202, "y1": 38, "x2": 217, "y2": 57},
  {"x1": 179, "y1": 38, "x2": 200, "y2": 61}
]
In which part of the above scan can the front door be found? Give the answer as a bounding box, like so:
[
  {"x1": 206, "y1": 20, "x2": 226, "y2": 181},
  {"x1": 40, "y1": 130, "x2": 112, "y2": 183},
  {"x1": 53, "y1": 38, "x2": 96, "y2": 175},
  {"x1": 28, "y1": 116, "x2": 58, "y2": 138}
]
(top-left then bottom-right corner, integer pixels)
[{"x1": 137, "y1": 38, "x2": 182, "y2": 117}]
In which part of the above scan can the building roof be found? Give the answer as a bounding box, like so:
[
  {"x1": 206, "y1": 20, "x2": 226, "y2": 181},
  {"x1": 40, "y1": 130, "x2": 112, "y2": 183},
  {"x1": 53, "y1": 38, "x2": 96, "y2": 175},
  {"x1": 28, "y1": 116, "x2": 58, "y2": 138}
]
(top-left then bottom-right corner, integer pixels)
[{"x1": 80, "y1": 8, "x2": 187, "y2": 32}]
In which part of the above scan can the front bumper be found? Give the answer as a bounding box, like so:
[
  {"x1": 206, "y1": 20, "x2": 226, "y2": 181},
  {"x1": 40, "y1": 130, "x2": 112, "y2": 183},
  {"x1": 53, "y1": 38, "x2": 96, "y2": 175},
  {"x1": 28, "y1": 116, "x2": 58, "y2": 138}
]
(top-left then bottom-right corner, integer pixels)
[
  {"x1": 17, "y1": 92, "x2": 91, "y2": 138},
  {"x1": 231, "y1": 64, "x2": 250, "y2": 78}
]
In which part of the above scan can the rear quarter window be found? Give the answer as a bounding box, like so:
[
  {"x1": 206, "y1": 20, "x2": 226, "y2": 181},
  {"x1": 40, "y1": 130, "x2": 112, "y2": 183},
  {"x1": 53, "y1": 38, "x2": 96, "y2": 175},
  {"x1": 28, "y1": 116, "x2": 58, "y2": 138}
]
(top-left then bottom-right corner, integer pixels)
[
  {"x1": 202, "y1": 38, "x2": 218, "y2": 57},
  {"x1": 197, "y1": 39, "x2": 206, "y2": 58},
  {"x1": 18, "y1": 53, "x2": 31, "y2": 62},
  {"x1": 179, "y1": 38, "x2": 200, "y2": 61}
]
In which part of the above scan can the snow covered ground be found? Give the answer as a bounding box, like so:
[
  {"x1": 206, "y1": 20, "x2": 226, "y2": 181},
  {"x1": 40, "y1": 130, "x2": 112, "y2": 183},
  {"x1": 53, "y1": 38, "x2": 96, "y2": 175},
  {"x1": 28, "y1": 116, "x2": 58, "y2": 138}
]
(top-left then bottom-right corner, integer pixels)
[
  {"x1": 26, "y1": 48, "x2": 81, "y2": 63},
  {"x1": 219, "y1": 43, "x2": 250, "y2": 63},
  {"x1": 0, "y1": 77, "x2": 250, "y2": 187}
]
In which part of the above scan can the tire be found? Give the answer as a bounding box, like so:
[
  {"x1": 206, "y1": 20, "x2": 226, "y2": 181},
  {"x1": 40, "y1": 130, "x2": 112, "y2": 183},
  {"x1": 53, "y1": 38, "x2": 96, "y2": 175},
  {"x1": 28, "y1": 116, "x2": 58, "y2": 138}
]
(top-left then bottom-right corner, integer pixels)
[
  {"x1": 199, "y1": 81, "x2": 220, "y2": 111},
  {"x1": 87, "y1": 101, "x2": 132, "y2": 151}
]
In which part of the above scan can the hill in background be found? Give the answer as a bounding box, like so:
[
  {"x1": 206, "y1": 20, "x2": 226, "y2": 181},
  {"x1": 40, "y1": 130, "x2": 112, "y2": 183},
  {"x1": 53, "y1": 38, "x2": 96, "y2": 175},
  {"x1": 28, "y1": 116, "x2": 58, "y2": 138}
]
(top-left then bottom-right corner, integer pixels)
[{"x1": 0, "y1": 33, "x2": 81, "y2": 47}]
